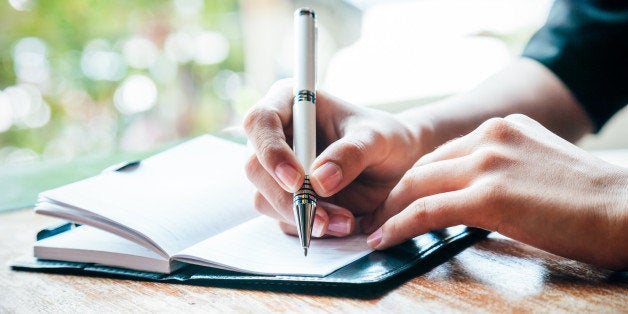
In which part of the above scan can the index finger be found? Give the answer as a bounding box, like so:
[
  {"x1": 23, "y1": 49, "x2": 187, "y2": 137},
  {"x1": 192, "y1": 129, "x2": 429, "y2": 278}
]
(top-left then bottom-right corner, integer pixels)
[{"x1": 243, "y1": 79, "x2": 304, "y2": 193}]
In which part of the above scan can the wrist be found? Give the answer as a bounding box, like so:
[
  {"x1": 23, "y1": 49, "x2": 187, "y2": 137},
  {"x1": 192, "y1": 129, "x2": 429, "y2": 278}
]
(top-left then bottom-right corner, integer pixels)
[
  {"x1": 393, "y1": 95, "x2": 480, "y2": 156},
  {"x1": 608, "y1": 168, "x2": 628, "y2": 269},
  {"x1": 588, "y1": 165, "x2": 628, "y2": 270}
]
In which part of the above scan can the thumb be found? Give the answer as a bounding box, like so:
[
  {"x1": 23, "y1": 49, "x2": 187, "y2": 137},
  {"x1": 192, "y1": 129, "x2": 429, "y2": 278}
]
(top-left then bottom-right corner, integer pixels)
[{"x1": 309, "y1": 133, "x2": 378, "y2": 197}]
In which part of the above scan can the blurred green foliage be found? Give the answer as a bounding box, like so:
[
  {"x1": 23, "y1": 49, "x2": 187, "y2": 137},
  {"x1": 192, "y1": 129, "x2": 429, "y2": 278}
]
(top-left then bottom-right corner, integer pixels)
[{"x1": 0, "y1": 0, "x2": 250, "y2": 165}]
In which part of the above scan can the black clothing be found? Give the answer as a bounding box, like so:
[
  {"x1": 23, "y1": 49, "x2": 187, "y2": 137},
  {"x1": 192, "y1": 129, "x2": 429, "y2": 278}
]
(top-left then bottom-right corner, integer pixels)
[{"x1": 522, "y1": 0, "x2": 628, "y2": 131}]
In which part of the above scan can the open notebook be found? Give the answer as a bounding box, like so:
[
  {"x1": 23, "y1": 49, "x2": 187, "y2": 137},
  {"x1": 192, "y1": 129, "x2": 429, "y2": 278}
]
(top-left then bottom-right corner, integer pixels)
[
  {"x1": 14, "y1": 135, "x2": 490, "y2": 291},
  {"x1": 33, "y1": 135, "x2": 372, "y2": 277}
]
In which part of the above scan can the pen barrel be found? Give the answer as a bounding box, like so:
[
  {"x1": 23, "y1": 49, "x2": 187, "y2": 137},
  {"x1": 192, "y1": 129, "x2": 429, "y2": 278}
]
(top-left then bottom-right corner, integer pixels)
[
  {"x1": 292, "y1": 8, "x2": 317, "y2": 174},
  {"x1": 294, "y1": 8, "x2": 316, "y2": 92},
  {"x1": 292, "y1": 98, "x2": 316, "y2": 172}
]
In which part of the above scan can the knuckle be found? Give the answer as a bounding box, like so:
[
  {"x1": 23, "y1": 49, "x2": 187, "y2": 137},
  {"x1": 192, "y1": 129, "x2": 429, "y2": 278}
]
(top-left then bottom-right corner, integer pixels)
[
  {"x1": 473, "y1": 147, "x2": 513, "y2": 171},
  {"x1": 258, "y1": 138, "x2": 285, "y2": 162},
  {"x1": 474, "y1": 175, "x2": 508, "y2": 205},
  {"x1": 243, "y1": 106, "x2": 276, "y2": 134},
  {"x1": 244, "y1": 154, "x2": 261, "y2": 179},
  {"x1": 385, "y1": 216, "x2": 403, "y2": 239},
  {"x1": 479, "y1": 117, "x2": 521, "y2": 143},
  {"x1": 242, "y1": 106, "x2": 260, "y2": 133},
  {"x1": 409, "y1": 197, "x2": 448, "y2": 232},
  {"x1": 399, "y1": 167, "x2": 421, "y2": 193},
  {"x1": 342, "y1": 138, "x2": 369, "y2": 162},
  {"x1": 385, "y1": 197, "x2": 437, "y2": 239},
  {"x1": 408, "y1": 199, "x2": 431, "y2": 226},
  {"x1": 242, "y1": 111, "x2": 256, "y2": 133},
  {"x1": 364, "y1": 129, "x2": 387, "y2": 146},
  {"x1": 253, "y1": 192, "x2": 268, "y2": 214},
  {"x1": 479, "y1": 117, "x2": 504, "y2": 133},
  {"x1": 468, "y1": 182, "x2": 507, "y2": 231}
]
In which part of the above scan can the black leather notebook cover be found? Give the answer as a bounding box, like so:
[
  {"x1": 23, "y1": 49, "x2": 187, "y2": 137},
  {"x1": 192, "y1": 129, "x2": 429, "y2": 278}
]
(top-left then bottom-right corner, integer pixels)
[{"x1": 11, "y1": 225, "x2": 489, "y2": 296}]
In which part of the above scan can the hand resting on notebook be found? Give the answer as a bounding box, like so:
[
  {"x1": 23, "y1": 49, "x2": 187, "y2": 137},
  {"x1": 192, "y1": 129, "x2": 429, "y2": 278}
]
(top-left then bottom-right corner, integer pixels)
[
  {"x1": 243, "y1": 61, "x2": 628, "y2": 270},
  {"x1": 360, "y1": 114, "x2": 628, "y2": 270}
]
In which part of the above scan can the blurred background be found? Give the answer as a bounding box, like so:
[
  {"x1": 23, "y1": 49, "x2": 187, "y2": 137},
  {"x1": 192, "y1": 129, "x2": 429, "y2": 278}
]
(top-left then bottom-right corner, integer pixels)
[
  {"x1": 0, "y1": 0, "x2": 250, "y2": 165},
  {"x1": 0, "y1": 0, "x2": 626, "y2": 209}
]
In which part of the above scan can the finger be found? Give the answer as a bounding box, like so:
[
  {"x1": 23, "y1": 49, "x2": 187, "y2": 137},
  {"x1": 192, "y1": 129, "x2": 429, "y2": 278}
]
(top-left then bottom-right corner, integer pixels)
[
  {"x1": 246, "y1": 154, "x2": 331, "y2": 238},
  {"x1": 256, "y1": 190, "x2": 331, "y2": 238},
  {"x1": 243, "y1": 79, "x2": 304, "y2": 192},
  {"x1": 361, "y1": 155, "x2": 475, "y2": 233},
  {"x1": 272, "y1": 200, "x2": 355, "y2": 238},
  {"x1": 253, "y1": 192, "x2": 292, "y2": 224},
  {"x1": 271, "y1": 198, "x2": 356, "y2": 238},
  {"x1": 367, "y1": 189, "x2": 474, "y2": 250},
  {"x1": 319, "y1": 201, "x2": 355, "y2": 237},
  {"x1": 415, "y1": 117, "x2": 521, "y2": 167},
  {"x1": 414, "y1": 134, "x2": 477, "y2": 168},
  {"x1": 279, "y1": 201, "x2": 356, "y2": 238},
  {"x1": 309, "y1": 129, "x2": 385, "y2": 197},
  {"x1": 279, "y1": 221, "x2": 298, "y2": 237},
  {"x1": 246, "y1": 154, "x2": 295, "y2": 222}
]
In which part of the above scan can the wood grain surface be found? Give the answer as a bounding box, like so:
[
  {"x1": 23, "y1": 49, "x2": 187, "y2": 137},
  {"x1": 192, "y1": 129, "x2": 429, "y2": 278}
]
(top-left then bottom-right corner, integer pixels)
[{"x1": 1, "y1": 209, "x2": 626, "y2": 312}]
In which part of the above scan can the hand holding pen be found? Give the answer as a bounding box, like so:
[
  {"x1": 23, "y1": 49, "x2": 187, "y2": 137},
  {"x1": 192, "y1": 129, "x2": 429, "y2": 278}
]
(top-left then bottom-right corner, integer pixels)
[
  {"x1": 242, "y1": 10, "x2": 423, "y2": 252},
  {"x1": 242, "y1": 76, "x2": 421, "y2": 242}
]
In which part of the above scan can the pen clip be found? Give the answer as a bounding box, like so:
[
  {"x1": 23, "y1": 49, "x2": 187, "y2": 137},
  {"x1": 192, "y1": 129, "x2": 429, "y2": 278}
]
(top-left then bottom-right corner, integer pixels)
[
  {"x1": 36, "y1": 222, "x2": 81, "y2": 241},
  {"x1": 101, "y1": 160, "x2": 141, "y2": 173}
]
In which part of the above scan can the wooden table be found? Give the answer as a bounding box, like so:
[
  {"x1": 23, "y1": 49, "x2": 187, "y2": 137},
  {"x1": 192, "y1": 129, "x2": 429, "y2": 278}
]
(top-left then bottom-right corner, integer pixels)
[{"x1": 1, "y1": 209, "x2": 626, "y2": 312}]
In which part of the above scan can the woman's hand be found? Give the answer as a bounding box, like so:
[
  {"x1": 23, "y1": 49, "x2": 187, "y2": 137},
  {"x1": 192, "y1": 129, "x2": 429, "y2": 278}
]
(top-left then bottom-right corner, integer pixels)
[
  {"x1": 362, "y1": 114, "x2": 628, "y2": 270},
  {"x1": 243, "y1": 79, "x2": 430, "y2": 238}
]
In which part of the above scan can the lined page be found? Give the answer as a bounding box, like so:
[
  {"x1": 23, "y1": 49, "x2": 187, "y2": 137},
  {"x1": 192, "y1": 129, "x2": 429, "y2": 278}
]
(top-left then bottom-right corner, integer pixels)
[
  {"x1": 173, "y1": 216, "x2": 373, "y2": 277},
  {"x1": 38, "y1": 136, "x2": 258, "y2": 256}
]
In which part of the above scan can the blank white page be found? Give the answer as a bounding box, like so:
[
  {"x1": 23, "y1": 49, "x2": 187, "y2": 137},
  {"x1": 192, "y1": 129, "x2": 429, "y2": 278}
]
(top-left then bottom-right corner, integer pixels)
[
  {"x1": 38, "y1": 136, "x2": 258, "y2": 256},
  {"x1": 173, "y1": 216, "x2": 374, "y2": 277}
]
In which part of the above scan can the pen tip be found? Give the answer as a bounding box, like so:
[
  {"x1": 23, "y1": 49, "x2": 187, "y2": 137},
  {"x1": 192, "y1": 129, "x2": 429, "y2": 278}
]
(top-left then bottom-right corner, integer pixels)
[{"x1": 303, "y1": 247, "x2": 308, "y2": 256}]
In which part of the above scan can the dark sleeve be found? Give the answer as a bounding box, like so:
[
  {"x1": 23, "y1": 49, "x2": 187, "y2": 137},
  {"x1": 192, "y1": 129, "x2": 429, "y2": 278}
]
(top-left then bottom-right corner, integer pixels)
[{"x1": 522, "y1": 0, "x2": 628, "y2": 131}]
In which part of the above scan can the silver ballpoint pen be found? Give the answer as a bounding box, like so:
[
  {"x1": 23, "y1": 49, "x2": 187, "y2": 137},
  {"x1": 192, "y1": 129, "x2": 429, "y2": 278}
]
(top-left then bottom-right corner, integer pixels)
[{"x1": 292, "y1": 7, "x2": 317, "y2": 256}]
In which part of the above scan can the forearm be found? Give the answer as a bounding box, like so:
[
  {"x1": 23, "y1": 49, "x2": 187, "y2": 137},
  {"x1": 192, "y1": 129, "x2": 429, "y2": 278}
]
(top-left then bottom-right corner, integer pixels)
[{"x1": 396, "y1": 58, "x2": 594, "y2": 151}]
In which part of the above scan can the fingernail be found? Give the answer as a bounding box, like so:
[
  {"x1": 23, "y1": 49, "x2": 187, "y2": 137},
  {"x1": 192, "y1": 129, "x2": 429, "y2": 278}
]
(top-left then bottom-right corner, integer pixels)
[
  {"x1": 312, "y1": 213, "x2": 326, "y2": 238},
  {"x1": 328, "y1": 215, "x2": 352, "y2": 236},
  {"x1": 311, "y1": 162, "x2": 342, "y2": 195},
  {"x1": 367, "y1": 228, "x2": 383, "y2": 248},
  {"x1": 275, "y1": 162, "x2": 300, "y2": 192}
]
